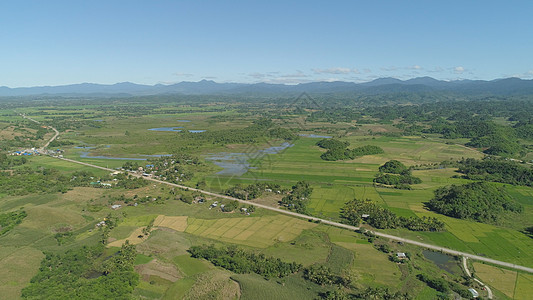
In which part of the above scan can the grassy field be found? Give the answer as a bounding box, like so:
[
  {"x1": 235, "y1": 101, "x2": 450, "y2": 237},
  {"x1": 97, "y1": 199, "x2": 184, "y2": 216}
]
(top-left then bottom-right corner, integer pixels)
[
  {"x1": 224, "y1": 136, "x2": 533, "y2": 268},
  {"x1": 473, "y1": 262, "x2": 533, "y2": 300},
  {"x1": 2, "y1": 103, "x2": 533, "y2": 299},
  {"x1": 233, "y1": 273, "x2": 322, "y2": 300},
  {"x1": 185, "y1": 215, "x2": 317, "y2": 248}
]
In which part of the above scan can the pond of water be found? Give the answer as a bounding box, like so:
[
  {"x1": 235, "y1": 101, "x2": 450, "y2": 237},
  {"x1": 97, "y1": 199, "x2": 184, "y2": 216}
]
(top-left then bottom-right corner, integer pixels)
[
  {"x1": 299, "y1": 133, "x2": 332, "y2": 138},
  {"x1": 79, "y1": 152, "x2": 147, "y2": 161},
  {"x1": 422, "y1": 250, "x2": 457, "y2": 273},
  {"x1": 206, "y1": 142, "x2": 293, "y2": 176},
  {"x1": 148, "y1": 127, "x2": 183, "y2": 131}
]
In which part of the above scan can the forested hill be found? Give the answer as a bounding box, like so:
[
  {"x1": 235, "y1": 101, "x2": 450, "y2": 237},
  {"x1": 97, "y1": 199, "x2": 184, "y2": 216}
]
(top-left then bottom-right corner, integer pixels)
[{"x1": 2, "y1": 77, "x2": 533, "y2": 97}]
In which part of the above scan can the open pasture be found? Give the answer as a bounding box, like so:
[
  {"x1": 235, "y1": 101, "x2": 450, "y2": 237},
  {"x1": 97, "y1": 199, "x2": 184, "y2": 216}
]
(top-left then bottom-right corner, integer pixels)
[
  {"x1": 185, "y1": 215, "x2": 317, "y2": 248},
  {"x1": 262, "y1": 229, "x2": 331, "y2": 266},
  {"x1": 473, "y1": 262, "x2": 517, "y2": 299},
  {"x1": 335, "y1": 241, "x2": 402, "y2": 287},
  {"x1": 154, "y1": 215, "x2": 189, "y2": 232}
]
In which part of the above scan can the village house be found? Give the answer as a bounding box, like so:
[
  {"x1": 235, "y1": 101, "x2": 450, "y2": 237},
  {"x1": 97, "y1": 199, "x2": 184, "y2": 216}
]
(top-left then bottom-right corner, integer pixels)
[
  {"x1": 396, "y1": 252, "x2": 407, "y2": 259},
  {"x1": 468, "y1": 288, "x2": 479, "y2": 298}
]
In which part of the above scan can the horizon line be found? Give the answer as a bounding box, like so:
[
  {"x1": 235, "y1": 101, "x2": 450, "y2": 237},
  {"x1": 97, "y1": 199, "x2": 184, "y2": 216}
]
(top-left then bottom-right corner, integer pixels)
[{"x1": 1, "y1": 76, "x2": 531, "y2": 89}]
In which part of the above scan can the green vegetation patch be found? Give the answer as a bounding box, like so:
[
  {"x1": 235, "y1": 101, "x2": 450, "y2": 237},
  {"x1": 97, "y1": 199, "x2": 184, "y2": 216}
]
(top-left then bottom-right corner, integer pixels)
[
  {"x1": 428, "y1": 181, "x2": 523, "y2": 224},
  {"x1": 189, "y1": 244, "x2": 302, "y2": 278},
  {"x1": 21, "y1": 242, "x2": 139, "y2": 299},
  {"x1": 341, "y1": 198, "x2": 445, "y2": 231},
  {"x1": 173, "y1": 254, "x2": 210, "y2": 277},
  {"x1": 0, "y1": 209, "x2": 27, "y2": 235},
  {"x1": 134, "y1": 254, "x2": 154, "y2": 266},
  {"x1": 232, "y1": 273, "x2": 321, "y2": 300}
]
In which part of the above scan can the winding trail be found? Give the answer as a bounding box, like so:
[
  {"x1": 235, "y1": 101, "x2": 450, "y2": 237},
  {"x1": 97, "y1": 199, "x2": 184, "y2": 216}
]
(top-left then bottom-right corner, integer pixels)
[
  {"x1": 19, "y1": 115, "x2": 533, "y2": 275},
  {"x1": 463, "y1": 256, "x2": 493, "y2": 299},
  {"x1": 42, "y1": 126, "x2": 59, "y2": 149},
  {"x1": 20, "y1": 114, "x2": 59, "y2": 149}
]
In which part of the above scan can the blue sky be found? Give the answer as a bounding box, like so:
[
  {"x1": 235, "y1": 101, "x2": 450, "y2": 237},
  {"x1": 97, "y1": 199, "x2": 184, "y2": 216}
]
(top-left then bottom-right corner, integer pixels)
[{"x1": 1, "y1": 1, "x2": 532, "y2": 87}]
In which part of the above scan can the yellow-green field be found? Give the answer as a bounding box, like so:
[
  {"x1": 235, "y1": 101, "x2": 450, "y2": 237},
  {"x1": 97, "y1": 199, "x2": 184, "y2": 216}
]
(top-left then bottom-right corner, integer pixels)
[
  {"x1": 185, "y1": 215, "x2": 317, "y2": 248},
  {"x1": 473, "y1": 262, "x2": 533, "y2": 300}
]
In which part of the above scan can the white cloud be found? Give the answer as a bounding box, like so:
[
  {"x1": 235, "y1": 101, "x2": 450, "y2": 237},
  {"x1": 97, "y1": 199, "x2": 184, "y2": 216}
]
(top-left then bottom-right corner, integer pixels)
[
  {"x1": 313, "y1": 67, "x2": 358, "y2": 74},
  {"x1": 511, "y1": 70, "x2": 533, "y2": 79},
  {"x1": 453, "y1": 66, "x2": 465, "y2": 74},
  {"x1": 410, "y1": 65, "x2": 422, "y2": 70}
]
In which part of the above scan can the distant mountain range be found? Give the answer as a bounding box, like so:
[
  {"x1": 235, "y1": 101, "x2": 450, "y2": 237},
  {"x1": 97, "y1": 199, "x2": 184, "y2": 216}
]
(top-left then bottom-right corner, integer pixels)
[{"x1": 1, "y1": 77, "x2": 533, "y2": 97}]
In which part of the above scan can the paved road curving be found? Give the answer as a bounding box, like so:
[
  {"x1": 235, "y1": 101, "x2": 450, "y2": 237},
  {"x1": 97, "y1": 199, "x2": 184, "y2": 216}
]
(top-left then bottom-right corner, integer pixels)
[
  {"x1": 462, "y1": 257, "x2": 493, "y2": 299},
  {"x1": 21, "y1": 114, "x2": 60, "y2": 149},
  {"x1": 56, "y1": 155, "x2": 533, "y2": 274}
]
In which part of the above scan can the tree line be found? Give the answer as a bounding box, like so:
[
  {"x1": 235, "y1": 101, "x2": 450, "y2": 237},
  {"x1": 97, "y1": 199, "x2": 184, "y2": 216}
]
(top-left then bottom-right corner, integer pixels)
[
  {"x1": 456, "y1": 157, "x2": 533, "y2": 186},
  {"x1": 280, "y1": 181, "x2": 313, "y2": 214},
  {"x1": 316, "y1": 138, "x2": 384, "y2": 161},
  {"x1": 189, "y1": 244, "x2": 302, "y2": 278},
  {"x1": 341, "y1": 198, "x2": 445, "y2": 231},
  {"x1": 373, "y1": 160, "x2": 422, "y2": 189},
  {"x1": 0, "y1": 209, "x2": 27, "y2": 236},
  {"x1": 427, "y1": 181, "x2": 522, "y2": 224}
]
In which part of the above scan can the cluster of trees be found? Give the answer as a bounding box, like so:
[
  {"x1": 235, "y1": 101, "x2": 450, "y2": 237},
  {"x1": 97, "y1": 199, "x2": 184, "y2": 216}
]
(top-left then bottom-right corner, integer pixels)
[
  {"x1": 352, "y1": 287, "x2": 410, "y2": 300},
  {"x1": 0, "y1": 167, "x2": 95, "y2": 196},
  {"x1": 350, "y1": 145, "x2": 384, "y2": 157},
  {"x1": 45, "y1": 118, "x2": 103, "y2": 131},
  {"x1": 54, "y1": 231, "x2": 74, "y2": 245},
  {"x1": 378, "y1": 160, "x2": 408, "y2": 174},
  {"x1": 514, "y1": 120, "x2": 533, "y2": 139},
  {"x1": 48, "y1": 139, "x2": 74, "y2": 148},
  {"x1": 280, "y1": 181, "x2": 313, "y2": 214},
  {"x1": 373, "y1": 174, "x2": 421, "y2": 189},
  {"x1": 456, "y1": 157, "x2": 533, "y2": 186},
  {"x1": 374, "y1": 160, "x2": 422, "y2": 189},
  {"x1": 524, "y1": 226, "x2": 533, "y2": 238},
  {"x1": 303, "y1": 265, "x2": 349, "y2": 287},
  {"x1": 189, "y1": 244, "x2": 302, "y2": 278},
  {"x1": 113, "y1": 173, "x2": 149, "y2": 189},
  {"x1": 317, "y1": 138, "x2": 384, "y2": 161},
  {"x1": 183, "y1": 118, "x2": 298, "y2": 146},
  {"x1": 21, "y1": 242, "x2": 139, "y2": 299},
  {"x1": 363, "y1": 100, "x2": 533, "y2": 157},
  {"x1": 0, "y1": 152, "x2": 28, "y2": 170},
  {"x1": 416, "y1": 273, "x2": 471, "y2": 299},
  {"x1": 341, "y1": 199, "x2": 445, "y2": 231},
  {"x1": 221, "y1": 200, "x2": 240, "y2": 212},
  {"x1": 99, "y1": 213, "x2": 120, "y2": 244},
  {"x1": 316, "y1": 139, "x2": 350, "y2": 150},
  {"x1": 428, "y1": 182, "x2": 522, "y2": 223},
  {"x1": 0, "y1": 209, "x2": 27, "y2": 235},
  {"x1": 225, "y1": 182, "x2": 281, "y2": 200},
  {"x1": 146, "y1": 153, "x2": 204, "y2": 183},
  {"x1": 424, "y1": 117, "x2": 525, "y2": 156},
  {"x1": 307, "y1": 108, "x2": 362, "y2": 123}
]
